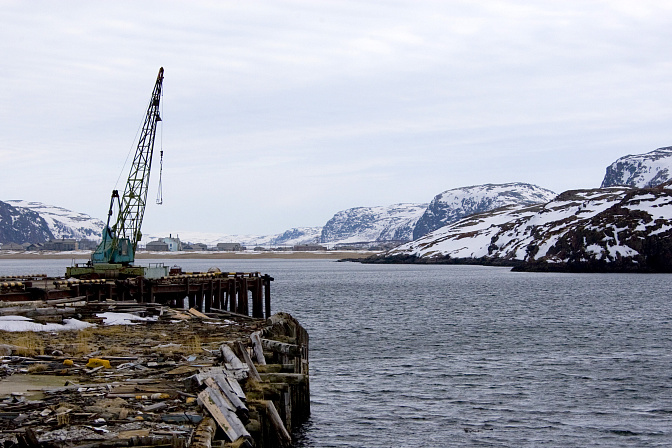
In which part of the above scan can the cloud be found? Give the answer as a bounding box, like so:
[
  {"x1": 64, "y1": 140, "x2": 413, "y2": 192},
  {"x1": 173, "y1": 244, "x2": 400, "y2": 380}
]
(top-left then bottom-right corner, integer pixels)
[{"x1": 1, "y1": 1, "x2": 671, "y2": 234}]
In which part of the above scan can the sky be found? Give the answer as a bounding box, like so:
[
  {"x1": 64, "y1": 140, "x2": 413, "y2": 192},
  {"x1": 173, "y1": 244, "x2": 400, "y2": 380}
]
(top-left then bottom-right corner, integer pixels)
[{"x1": 2, "y1": 0, "x2": 672, "y2": 236}]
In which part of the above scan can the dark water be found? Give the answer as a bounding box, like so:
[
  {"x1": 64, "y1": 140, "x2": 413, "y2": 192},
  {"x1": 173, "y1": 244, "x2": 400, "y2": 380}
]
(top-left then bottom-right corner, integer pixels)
[{"x1": 2, "y1": 259, "x2": 671, "y2": 446}]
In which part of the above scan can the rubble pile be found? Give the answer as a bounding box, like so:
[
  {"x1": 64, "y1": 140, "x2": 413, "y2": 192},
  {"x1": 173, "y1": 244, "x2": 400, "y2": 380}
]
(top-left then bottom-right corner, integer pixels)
[{"x1": 0, "y1": 301, "x2": 309, "y2": 448}]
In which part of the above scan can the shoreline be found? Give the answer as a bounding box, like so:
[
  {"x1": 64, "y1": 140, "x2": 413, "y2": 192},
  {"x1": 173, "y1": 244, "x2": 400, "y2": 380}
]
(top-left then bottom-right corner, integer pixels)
[{"x1": 0, "y1": 250, "x2": 378, "y2": 260}]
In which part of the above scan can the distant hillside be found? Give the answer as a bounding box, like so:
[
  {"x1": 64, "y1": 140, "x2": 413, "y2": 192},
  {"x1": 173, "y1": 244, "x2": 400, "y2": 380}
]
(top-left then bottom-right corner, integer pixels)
[
  {"x1": 601, "y1": 146, "x2": 672, "y2": 188},
  {"x1": 163, "y1": 227, "x2": 323, "y2": 249},
  {"x1": 378, "y1": 183, "x2": 672, "y2": 272},
  {"x1": 7, "y1": 200, "x2": 104, "y2": 241},
  {"x1": 412, "y1": 183, "x2": 557, "y2": 239},
  {"x1": 320, "y1": 203, "x2": 428, "y2": 245},
  {"x1": 0, "y1": 200, "x2": 53, "y2": 244},
  {"x1": 269, "y1": 227, "x2": 322, "y2": 246}
]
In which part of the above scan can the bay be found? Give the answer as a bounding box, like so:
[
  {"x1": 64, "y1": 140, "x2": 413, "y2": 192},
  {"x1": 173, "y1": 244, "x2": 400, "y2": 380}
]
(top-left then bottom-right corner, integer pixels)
[{"x1": 1, "y1": 258, "x2": 671, "y2": 447}]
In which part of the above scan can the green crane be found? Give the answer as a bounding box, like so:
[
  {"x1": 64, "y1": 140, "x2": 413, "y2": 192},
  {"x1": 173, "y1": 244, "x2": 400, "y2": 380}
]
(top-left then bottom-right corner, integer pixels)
[{"x1": 67, "y1": 67, "x2": 165, "y2": 279}]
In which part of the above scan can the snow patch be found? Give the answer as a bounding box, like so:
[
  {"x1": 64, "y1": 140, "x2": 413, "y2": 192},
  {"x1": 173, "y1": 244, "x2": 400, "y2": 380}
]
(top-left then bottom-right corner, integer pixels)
[
  {"x1": 0, "y1": 316, "x2": 94, "y2": 332},
  {"x1": 96, "y1": 312, "x2": 158, "y2": 325}
]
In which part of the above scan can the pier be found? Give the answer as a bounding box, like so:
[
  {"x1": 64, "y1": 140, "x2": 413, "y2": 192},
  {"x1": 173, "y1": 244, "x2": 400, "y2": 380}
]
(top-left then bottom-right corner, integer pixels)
[
  {"x1": 0, "y1": 270, "x2": 274, "y2": 319},
  {"x1": 0, "y1": 269, "x2": 308, "y2": 447}
]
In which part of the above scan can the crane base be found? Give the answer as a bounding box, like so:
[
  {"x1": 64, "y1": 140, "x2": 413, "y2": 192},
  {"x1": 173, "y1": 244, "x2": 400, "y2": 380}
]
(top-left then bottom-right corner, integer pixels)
[{"x1": 66, "y1": 263, "x2": 147, "y2": 280}]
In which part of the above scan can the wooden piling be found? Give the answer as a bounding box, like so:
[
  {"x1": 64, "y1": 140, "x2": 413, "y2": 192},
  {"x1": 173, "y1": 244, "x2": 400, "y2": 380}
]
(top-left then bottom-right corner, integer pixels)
[
  {"x1": 228, "y1": 279, "x2": 237, "y2": 313},
  {"x1": 263, "y1": 275, "x2": 272, "y2": 319}
]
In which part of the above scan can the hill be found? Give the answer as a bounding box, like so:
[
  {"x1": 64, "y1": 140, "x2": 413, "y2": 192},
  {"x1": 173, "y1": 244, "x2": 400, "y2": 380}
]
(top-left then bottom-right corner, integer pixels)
[
  {"x1": 376, "y1": 184, "x2": 672, "y2": 272},
  {"x1": 412, "y1": 183, "x2": 557, "y2": 239}
]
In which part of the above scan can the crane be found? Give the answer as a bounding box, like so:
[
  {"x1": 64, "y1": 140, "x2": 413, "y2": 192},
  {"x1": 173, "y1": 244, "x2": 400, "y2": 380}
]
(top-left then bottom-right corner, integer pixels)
[{"x1": 67, "y1": 67, "x2": 165, "y2": 279}]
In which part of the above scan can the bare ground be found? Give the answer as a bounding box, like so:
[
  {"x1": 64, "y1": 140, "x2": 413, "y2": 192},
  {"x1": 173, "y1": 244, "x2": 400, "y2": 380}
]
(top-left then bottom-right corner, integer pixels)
[{"x1": 0, "y1": 251, "x2": 377, "y2": 260}]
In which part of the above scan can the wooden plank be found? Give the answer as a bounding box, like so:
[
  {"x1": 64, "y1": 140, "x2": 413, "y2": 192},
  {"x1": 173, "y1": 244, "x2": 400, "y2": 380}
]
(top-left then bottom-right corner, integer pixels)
[
  {"x1": 206, "y1": 377, "x2": 249, "y2": 424},
  {"x1": 250, "y1": 332, "x2": 266, "y2": 365},
  {"x1": 190, "y1": 417, "x2": 216, "y2": 448},
  {"x1": 197, "y1": 384, "x2": 251, "y2": 443},
  {"x1": 188, "y1": 308, "x2": 211, "y2": 319},
  {"x1": 258, "y1": 373, "x2": 307, "y2": 385},
  {"x1": 265, "y1": 400, "x2": 292, "y2": 447},
  {"x1": 209, "y1": 307, "x2": 256, "y2": 320},
  {"x1": 261, "y1": 338, "x2": 299, "y2": 356},
  {"x1": 197, "y1": 389, "x2": 238, "y2": 442},
  {"x1": 224, "y1": 375, "x2": 247, "y2": 403},
  {"x1": 44, "y1": 296, "x2": 87, "y2": 305},
  {"x1": 0, "y1": 307, "x2": 76, "y2": 317},
  {"x1": 220, "y1": 344, "x2": 248, "y2": 371},
  {"x1": 236, "y1": 341, "x2": 261, "y2": 382}
]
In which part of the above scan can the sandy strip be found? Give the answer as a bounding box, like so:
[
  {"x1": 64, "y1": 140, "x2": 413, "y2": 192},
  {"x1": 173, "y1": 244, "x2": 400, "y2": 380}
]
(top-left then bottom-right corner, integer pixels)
[{"x1": 0, "y1": 251, "x2": 377, "y2": 260}]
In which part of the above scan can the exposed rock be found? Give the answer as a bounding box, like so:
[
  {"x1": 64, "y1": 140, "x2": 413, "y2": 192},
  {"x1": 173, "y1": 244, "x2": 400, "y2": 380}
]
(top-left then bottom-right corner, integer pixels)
[
  {"x1": 320, "y1": 203, "x2": 428, "y2": 245},
  {"x1": 412, "y1": 183, "x2": 556, "y2": 239},
  {"x1": 0, "y1": 200, "x2": 53, "y2": 244},
  {"x1": 601, "y1": 146, "x2": 672, "y2": 188},
  {"x1": 383, "y1": 183, "x2": 672, "y2": 272},
  {"x1": 6, "y1": 200, "x2": 104, "y2": 240},
  {"x1": 269, "y1": 227, "x2": 322, "y2": 247}
]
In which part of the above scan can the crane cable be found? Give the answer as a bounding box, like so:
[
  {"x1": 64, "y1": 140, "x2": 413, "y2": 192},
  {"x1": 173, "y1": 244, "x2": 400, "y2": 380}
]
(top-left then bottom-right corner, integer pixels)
[
  {"x1": 156, "y1": 150, "x2": 163, "y2": 205},
  {"x1": 156, "y1": 84, "x2": 164, "y2": 205}
]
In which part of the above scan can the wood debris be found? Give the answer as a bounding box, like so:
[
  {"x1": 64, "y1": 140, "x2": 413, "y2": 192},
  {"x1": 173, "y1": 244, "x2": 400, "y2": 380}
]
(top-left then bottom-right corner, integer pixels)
[{"x1": 0, "y1": 301, "x2": 309, "y2": 448}]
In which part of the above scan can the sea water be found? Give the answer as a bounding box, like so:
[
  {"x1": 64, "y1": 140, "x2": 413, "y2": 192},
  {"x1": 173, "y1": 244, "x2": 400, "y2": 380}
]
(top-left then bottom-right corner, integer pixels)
[{"x1": 1, "y1": 258, "x2": 670, "y2": 447}]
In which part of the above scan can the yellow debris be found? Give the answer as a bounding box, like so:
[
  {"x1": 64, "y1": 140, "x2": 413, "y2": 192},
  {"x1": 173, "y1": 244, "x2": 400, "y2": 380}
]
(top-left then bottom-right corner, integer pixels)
[
  {"x1": 63, "y1": 359, "x2": 74, "y2": 366},
  {"x1": 86, "y1": 358, "x2": 111, "y2": 369}
]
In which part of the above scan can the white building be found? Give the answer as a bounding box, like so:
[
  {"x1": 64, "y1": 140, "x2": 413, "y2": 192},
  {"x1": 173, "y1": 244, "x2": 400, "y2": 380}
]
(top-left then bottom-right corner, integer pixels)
[{"x1": 162, "y1": 235, "x2": 182, "y2": 252}]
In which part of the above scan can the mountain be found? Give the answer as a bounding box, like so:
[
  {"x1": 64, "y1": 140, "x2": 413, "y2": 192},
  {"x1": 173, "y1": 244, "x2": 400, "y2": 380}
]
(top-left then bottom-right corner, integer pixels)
[
  {"x1": 412, "y1": 183, "x2": 557, "y2": 239},
  {"x1": 320, "y1": 203, "x2": 428, "y2": 245},
  {"x1": 7, "y1": 200, "x2": 104, "y2": 241},
  {"x1": 601, "y1": 146, "x2": 672, "y2": 188},
  {"x1": 165, "y1": 227, "x2": 323, "y2": 249},
  {"x1": 0, "y1": 200, "x2": 53, "y2": 244},
  {"x1": 269, "y1": 227, "x2": 323, "y2": 247},
  {"x1": 382, "y1": 183, "x2": 672, "y2": 272}
]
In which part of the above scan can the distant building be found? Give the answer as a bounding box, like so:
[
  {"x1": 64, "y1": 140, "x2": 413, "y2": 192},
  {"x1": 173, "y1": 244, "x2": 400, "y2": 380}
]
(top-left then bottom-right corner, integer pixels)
[
  {"x1": 26, "y1": 243, "x2": 44, "y2": 251},
  {"x1": 190, "y1": 243, "x2": 208, "y2": 251},
  {"x1": 162, "y1": 235, "x2": 182, "y2": 252},
  {"x1": 1, "y1": 242, "x2": 24, "y2": 251},
  {"x1": 217, "y1": 243, "x2": 242, "y2": 251},
  {"x1": 78, "y1": 239, "x2": 99, "y2": 251},
  {"x1": 43, "y1": 239, "x2": 76, "y2": 251},
  {"x1": 293, "y1": 244, "x2": 327, "y2": 251},
  {"x1": 146, "y1": 240, "x2": 169, "y2": 251}
]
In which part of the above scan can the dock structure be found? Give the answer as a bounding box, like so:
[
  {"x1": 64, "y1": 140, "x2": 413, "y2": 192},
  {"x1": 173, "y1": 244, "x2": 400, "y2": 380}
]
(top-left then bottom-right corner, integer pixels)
[
  {"x1": 0, "y1": 270, "x2": 309, "y2": 447},
  {"x1": 0, "y1": 271, "x2": 274, "y2": 319}
]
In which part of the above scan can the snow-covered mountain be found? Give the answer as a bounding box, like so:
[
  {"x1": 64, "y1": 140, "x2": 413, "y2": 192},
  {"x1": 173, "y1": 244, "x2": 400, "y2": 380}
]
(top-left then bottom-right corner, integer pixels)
[
  {"x1": 6, "y1": 200, "x2": 104, "y2": 240},
  {"x1": 384, "y1": 184, "x2": 672, "y2": 272},
  {"x1": 269, "y1": 227, "x2": 323, "y2": 246},
  {"x1": 601, "y1": 146, "x2": 672, "y2": 188},
  {"x1": 412, "y1": 183, "x2": 557, "y2": 239},
  {"x1": 169, "y1": 227, "x2": 323, "y2": 248},
  {"x1": 320, "y1": 203, "x2": 428, "y2": 245},
  {"x1": 0, "y1": 200, "x2": 53, "y2": 244}
]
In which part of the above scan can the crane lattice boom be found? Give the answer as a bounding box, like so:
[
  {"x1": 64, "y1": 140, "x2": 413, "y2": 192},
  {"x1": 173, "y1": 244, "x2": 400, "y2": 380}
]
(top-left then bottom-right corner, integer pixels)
[{"x1": 91, "y1": 67, "x2": 164, "y2": 266}]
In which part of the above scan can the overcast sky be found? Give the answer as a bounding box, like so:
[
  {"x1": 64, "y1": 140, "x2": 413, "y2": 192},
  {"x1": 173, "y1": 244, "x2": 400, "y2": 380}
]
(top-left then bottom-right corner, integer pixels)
[{"x1": 2, "y1": 1, "x2": 671, "y2": 236}]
